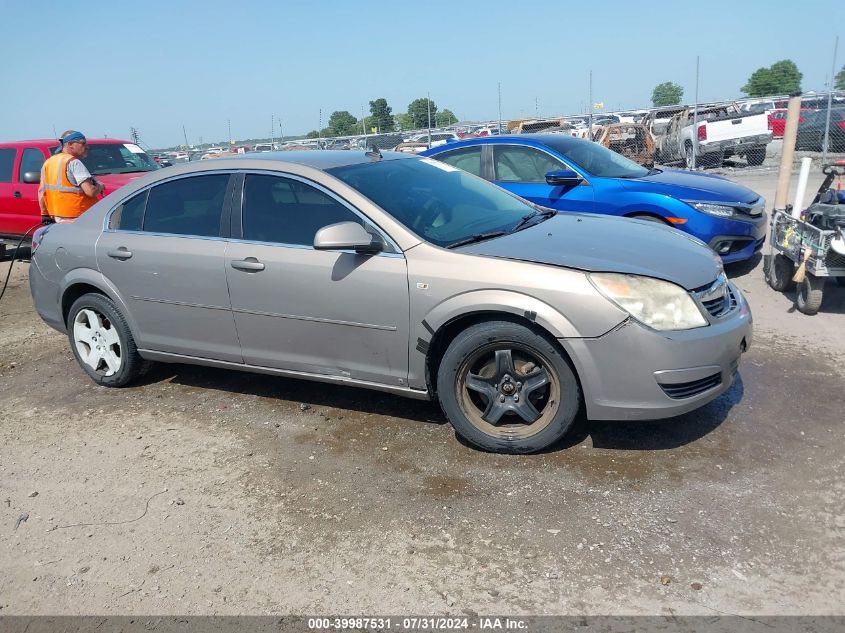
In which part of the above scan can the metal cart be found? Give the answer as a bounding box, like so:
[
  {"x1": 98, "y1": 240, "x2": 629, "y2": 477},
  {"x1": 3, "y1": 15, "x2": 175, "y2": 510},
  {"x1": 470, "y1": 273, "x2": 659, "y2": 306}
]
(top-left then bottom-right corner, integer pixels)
[{"x1": 765, "y1": 163, "x2": 845, "y2": 315}]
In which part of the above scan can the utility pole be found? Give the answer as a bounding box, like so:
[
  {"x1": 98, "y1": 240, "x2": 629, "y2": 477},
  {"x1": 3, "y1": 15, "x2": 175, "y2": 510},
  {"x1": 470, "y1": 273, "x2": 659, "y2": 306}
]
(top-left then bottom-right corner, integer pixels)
[
  {"x1": 361, "y1": 104, "x2": 366, "y2": 137},
  {"x1": 692, "y1": 56, "x2": 700, "y2": 169},
  {"x1": 182, "y1": 125, "x2": 189, "y2": 149},
  {"x1": 535, "y1": 97, "x2": 539, "y2": 118},
  {"x1": 318, "y1": 108, "x2": 322, "y2": 144},
  {"x1": 130, "y1": 127, "x2": 140, "y2": 145},
  {"x1": 588, "y1": 70, "x2": 593, "y2": 140},
  {"x1": 227, "y1": 119, "x2": 232, "y2": 146},
  {"x1": 497, "y1": 82, "x2": 502, "y2": 133},
  {"x1": 270, "y1": 114, "x2": 275, "y2": 148},
  {"x1": 427, "y1": 92, "x2": 432, "y2": 148},
  {"x1": 278, "y1": 116, "x2": 284, "y2": 141}
]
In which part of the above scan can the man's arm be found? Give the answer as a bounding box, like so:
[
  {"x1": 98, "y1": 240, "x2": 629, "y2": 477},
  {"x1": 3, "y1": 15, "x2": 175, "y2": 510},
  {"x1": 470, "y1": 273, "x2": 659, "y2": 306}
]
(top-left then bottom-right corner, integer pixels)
[{"x1": 80, "y1": 179, "x2": 104, "y2": 198}]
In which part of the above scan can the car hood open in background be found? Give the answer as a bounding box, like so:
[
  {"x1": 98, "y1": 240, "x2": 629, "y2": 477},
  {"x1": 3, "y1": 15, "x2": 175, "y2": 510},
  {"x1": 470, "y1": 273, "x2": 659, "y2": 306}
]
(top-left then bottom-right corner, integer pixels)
[
  {"x1": 618, "y1": 168, "x2": 761, "y2": 205},
  {"x1": 458, "y1": 214, "x2": 721, "y2": 290}
]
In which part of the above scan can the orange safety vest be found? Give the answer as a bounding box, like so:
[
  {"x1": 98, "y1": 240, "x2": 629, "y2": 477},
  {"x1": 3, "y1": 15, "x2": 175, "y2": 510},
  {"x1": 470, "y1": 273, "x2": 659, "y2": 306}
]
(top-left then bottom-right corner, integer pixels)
[{"x1": 40, "y1": 153, "x2": 97, "y2": 219}]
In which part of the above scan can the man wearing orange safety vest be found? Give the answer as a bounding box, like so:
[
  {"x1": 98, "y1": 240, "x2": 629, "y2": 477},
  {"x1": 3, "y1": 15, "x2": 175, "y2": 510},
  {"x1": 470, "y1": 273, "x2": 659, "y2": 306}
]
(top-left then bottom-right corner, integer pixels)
[{"x1": 38, "y1": 130, "x2": 105, "y2": 224}]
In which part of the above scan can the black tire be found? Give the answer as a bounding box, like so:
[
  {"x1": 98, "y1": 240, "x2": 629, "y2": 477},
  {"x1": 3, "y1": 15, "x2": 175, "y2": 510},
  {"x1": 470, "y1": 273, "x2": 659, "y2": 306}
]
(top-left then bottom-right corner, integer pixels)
[
  {"x1": 436, "y1": 320, "x2": 581, "y2": 454},
  {"x1": 765, "y1": 254, "x2": 795, "y2": 291},
  {"x1": 796, "y1": 273, "x2": 825, "y2": 315},
  {"x1": 746, "y1": 147, "x2": 766, "y2": 166},
  {"x1": 67, "y1": 293, "x2": 152, "y2": 387}
]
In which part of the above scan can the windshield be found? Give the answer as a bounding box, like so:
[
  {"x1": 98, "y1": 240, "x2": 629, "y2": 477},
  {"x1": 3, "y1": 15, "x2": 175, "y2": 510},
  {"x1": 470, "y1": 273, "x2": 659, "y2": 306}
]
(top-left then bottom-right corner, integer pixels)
[
  {"x1": 81, "y1": 143, "x2": 159, "y2": 175},
  {"x1": 328, "y1": 157, "x2": 538, "y2": 248},
  {"x1": 544, "y1": 137, "x2": 649, "y2": 179}
]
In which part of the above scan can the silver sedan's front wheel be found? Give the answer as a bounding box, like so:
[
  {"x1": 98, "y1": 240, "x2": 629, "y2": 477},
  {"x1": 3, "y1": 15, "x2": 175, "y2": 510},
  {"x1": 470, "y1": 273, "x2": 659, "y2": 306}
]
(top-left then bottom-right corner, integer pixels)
[{"x1": 67, "y1": 293, "x2": 152, "y2": 387}]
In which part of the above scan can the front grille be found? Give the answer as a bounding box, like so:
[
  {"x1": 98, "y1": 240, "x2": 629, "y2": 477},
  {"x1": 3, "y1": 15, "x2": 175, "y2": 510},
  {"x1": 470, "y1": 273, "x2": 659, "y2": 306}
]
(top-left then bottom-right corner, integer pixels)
[
  {"x1": 659, "y1": 372, "x2": 722, "y2": 399},
  {"x1": 700, "y1": 284, "x2": 737, "y2": 318}
]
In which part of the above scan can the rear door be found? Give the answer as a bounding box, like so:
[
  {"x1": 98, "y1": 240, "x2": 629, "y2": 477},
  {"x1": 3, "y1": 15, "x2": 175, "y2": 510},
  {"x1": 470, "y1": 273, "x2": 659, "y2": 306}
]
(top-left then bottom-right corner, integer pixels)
[
  {"x1": 9, "y1": 148, "x2": 48, "y2": 232},
  {"x1": 490, "y1": 144, "x2": 594, "y2": 213},
  {"x1": 96, "y1": 172, "x2": 242, "y2": 362}
]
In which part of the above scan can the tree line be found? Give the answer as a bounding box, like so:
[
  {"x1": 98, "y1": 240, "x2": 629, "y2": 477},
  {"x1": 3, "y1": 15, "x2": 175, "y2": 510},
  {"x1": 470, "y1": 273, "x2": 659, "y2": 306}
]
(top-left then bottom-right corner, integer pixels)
[
  {"x1": 305, "y1": 98, "x2": 458, "y2": 139},
  {"x1": 650, "y1": 59, "x2": 844, "y2": 108}
]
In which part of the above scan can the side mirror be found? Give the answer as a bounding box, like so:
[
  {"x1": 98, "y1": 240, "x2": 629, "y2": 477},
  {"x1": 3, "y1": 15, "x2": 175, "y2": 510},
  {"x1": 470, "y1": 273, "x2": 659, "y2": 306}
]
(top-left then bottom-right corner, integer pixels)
[
  {"x1": 22, "y1": 171, "x2": 40, "y2": 184},
  {"x1": 545, "y1": 169, "x2": 582, "y2": 186},
  {"x1": 314, "y1": 222, "x2": 383, "y2": 254}
]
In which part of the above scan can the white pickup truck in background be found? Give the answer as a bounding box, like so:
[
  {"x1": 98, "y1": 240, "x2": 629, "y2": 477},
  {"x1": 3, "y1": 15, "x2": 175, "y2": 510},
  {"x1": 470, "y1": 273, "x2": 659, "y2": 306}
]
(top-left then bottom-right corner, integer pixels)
[{"x1": 653, "y1": 103, "x2": 772, "y2": 168}]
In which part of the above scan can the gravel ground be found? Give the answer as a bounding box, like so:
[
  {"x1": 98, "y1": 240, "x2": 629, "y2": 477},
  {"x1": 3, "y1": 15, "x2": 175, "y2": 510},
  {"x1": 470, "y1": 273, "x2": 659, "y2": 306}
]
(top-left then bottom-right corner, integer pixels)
[{"x1": 0, "y1": 169, "x2": 843, "y2": 617}]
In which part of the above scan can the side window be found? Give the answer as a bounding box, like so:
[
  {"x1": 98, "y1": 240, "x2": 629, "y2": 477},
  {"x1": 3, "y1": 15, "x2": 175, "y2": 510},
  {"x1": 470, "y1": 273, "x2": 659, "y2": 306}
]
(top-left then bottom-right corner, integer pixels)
[
  {"x1": 109, "y1": 190, "x2": 148, "y2": 231},
  {"x1": 242, "y1": 174, "x2": 362, "y2": 246},
  {"x1": 19, "y1": 149, "x2": 45, "y2": 181},
  {"x1": 435, "y1": 147, "x2": 483, "y2": 177},
  {"x1": 143, "y1": 174, "x2": 229, "y2": 237},
  {"x1": 493, "y1": 146, "x2": 565, "y2": 183},
  {"x1": 0, "y1": 148, "x2": 16, "y2": 182}
]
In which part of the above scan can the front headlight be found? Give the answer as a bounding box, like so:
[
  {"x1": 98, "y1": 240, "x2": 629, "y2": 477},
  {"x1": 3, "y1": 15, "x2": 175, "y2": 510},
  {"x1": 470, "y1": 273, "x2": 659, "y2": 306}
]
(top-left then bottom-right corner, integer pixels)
[
  {"x1": 686, "y1": 201, "x2": 736, "y2": 218},
  {"x1": 589, "y1": 273, "x2": 708, "y2": 331}
]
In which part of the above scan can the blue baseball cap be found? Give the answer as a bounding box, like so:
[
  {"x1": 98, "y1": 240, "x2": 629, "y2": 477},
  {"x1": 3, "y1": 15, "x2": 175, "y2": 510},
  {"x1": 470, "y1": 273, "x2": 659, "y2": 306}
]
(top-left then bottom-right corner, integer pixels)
[{"x1": 59, "y1": 131, "x2": 87, "y2": 145}]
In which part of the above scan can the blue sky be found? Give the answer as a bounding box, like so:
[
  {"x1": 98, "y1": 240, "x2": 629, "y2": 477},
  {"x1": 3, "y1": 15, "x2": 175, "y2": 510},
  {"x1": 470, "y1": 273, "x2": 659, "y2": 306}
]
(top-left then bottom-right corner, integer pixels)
[{"x1": 0, "y1": 0, "x2": 840, "y2": 148}]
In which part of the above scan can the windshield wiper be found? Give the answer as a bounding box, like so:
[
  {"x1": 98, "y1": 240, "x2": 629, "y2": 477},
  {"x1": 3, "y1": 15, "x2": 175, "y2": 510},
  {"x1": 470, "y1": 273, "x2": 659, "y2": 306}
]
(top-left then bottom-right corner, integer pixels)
[
  {"x1": 511, "y1": 209, "x2": 556, "y2": 232},
  {"x1": 446, "y1": 231, "x2": 508, "y2": 249}
]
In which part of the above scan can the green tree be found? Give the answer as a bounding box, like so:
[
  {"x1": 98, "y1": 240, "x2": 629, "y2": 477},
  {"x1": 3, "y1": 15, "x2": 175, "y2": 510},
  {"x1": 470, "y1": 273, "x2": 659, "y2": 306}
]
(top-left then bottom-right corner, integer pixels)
[
  {"x1": 395, "y1": 112, "x2": 413, "y2": 131},
  {"x1": 328, "y1": 111, "x2": 358, "y2": 136},
  {"x1": 305, "y1": 130, "x2": 320, "y2": 139},
  {"x1": 742, "y1": 59, "x2": 802, "y2": 96},
  {"x1": 835, "y1": 64, "x2": 845, "y2": 91},
  {"x1": 369, "y1": 98, "x2": 395, "y2": 133},
  {"x1": 408, "y1": 98, "x2": 437, "y2": 129},
  {"x1": 651, "y1": 81, "x2": 684, "y2": 107},
  {"x1": 436, "y1": 109, "x2": 458, "y2": 126}
]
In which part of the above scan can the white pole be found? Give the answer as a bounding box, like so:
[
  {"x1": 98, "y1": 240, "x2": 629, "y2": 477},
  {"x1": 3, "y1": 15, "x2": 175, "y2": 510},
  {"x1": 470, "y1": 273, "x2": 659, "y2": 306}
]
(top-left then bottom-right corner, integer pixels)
[
  {"x1": 692, "y1": 56, "x2": 700, "y2": 170},
  {"x1": 822, "y1": 36, "x2": 839, "y2": 162},
  {"x1": 497, "y1": 82, "x2": 503, "y2": 134},
  {"x1": 792, "y1": 157, "x2": 813, "y2": 218}
]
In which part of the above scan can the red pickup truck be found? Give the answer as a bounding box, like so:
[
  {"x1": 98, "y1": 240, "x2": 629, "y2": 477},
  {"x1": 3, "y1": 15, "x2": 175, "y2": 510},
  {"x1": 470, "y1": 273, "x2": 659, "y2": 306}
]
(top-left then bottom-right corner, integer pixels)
[{"x1": 0, "y1": 138, "x2": 159, "y2": 241}]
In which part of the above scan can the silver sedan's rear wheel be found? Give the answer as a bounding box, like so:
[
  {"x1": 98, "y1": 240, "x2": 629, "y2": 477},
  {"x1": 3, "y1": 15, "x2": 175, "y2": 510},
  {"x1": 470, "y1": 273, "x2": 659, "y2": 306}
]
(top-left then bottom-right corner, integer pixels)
[
  {"x1": 437, "y1": 321, "x2": 581, "y2": 454},
  {"x1": 67, "y1": 293, "x2": 152, "y2": 387}
]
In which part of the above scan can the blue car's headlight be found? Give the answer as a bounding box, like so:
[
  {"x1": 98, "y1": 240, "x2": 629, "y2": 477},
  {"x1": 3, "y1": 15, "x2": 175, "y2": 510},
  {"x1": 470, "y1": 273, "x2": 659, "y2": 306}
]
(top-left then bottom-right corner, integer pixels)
[{"x1": 685, "y1": 201, "x2": 736, "y2": 218}]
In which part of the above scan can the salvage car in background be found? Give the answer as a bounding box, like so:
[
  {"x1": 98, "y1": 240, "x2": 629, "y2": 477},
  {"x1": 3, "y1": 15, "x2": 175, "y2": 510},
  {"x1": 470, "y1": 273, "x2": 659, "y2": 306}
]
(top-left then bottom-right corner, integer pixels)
[
  {"x1": 29, "y1": 151, "x2": 751, "y2": 454},
  {"x1": 422, "y1": 134, "x2": 766, "y2": 263},
  {"x1": 0, "y1": 139, "x2": 159, "y2": 240},
  {"x1": 592, "y1": 123, "x2": 655, "y2": 168},
  {"x1": 795, "y1": 108, "x2": 845, "y2": 152},
  {"x1": 653, "y1": 104, "x2": 772, "y2": 168}
]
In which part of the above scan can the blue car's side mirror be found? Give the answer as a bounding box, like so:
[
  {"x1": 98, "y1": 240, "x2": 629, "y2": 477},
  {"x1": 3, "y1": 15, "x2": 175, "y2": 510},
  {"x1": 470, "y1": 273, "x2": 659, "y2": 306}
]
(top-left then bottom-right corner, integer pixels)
[{"x1": 545, "y1": 169, "x2": 583, "y2": 186}]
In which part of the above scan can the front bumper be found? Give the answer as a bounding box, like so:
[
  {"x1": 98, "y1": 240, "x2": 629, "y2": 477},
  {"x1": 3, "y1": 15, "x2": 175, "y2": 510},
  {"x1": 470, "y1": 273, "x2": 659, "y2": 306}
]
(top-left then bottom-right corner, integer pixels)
[{"x1": 561, "y1": 283, "x2": 752, "y2": 421}]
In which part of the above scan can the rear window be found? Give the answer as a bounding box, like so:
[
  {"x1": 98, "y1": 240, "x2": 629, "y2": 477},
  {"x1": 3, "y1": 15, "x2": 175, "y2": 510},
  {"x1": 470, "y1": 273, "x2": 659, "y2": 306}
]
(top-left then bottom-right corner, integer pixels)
[{"x1": 0, "y1": 148, "x2": 15, "y2": 182}]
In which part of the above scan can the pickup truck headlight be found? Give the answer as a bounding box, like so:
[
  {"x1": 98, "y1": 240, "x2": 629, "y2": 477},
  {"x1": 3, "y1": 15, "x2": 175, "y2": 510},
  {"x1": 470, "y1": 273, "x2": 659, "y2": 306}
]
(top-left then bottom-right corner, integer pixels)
[
  {"x1": 685, "y1": 201, "x2": 736, "y2": 218},
  {"x1": 589, "y1": 273, "x2": 708, "y2": 331}
]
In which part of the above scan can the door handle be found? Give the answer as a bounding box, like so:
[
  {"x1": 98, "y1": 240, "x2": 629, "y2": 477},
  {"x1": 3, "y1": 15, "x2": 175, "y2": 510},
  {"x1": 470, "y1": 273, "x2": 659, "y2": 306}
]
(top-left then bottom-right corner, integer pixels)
[
  {"x1": 13, "y1": 191, "x2": 21, "y2": 198},
  {"x1": 231, "y1": 257, "x2": 265, "y2": 272},
  {"x1": 107, "y1": 248, "x2": 133, "y2": 260}
]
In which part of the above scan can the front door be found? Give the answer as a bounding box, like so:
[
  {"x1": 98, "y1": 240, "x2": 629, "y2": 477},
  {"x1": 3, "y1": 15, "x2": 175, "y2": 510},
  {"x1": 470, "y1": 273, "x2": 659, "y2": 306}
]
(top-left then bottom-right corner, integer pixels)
[
  {"x1": 96, "y1": 173, "x2": 242, "y2": 362},
  {"x1": 225, "y1": 173, "x2": 409, "y2": 386},
  {"x1": 490, "y1": 144, "x2": 594, "y2": 213}
]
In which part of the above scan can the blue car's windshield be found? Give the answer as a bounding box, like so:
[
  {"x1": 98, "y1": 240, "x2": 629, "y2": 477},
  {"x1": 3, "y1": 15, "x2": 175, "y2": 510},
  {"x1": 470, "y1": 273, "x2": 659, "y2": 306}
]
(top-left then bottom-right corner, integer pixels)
[
  {"x1": 543, "y1": 136, "x2": 649, "y2": 179},
  {"x1": 328, "y1": 157, "x2": 538, "y2": 248}
]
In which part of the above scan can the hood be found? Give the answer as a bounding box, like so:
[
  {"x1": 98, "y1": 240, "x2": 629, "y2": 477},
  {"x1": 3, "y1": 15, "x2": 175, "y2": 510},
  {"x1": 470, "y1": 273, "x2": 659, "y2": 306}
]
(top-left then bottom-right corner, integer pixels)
[
  {"x1": 96, "y1": 172, "x2": 148, "y2": 196},
  {"x1": 459, "y1": 214, "x2": 722, "y2": 290},
  {"x1": 618, "y1": 168, "x2": 760, "y2": 204}
]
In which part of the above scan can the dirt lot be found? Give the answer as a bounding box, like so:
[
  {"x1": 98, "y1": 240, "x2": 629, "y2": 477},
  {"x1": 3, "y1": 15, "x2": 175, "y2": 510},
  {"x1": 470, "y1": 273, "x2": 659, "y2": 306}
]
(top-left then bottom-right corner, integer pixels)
[{"x1": 0, "y1": 169, "x2": 843, "y2": 616}]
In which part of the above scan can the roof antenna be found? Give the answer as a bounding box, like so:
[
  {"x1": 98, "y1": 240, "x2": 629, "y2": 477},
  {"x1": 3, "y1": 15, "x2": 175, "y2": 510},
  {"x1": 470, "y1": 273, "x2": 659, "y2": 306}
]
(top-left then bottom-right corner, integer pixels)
[{"x1": 365, "y1": 143, "x2": 382, "y2": 160}]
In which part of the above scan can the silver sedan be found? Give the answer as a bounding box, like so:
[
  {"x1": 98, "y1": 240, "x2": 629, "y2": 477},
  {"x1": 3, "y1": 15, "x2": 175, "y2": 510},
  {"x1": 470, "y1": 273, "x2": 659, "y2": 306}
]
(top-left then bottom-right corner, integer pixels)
[{"x1": 29, "y1": 151, "x2": 752, "y2": 453}]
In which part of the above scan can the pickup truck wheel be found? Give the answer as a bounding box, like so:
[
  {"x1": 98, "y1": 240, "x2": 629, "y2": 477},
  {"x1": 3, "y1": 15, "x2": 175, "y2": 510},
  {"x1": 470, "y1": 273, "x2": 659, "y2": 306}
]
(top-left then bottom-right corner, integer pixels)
[
  {"x1": 746, "y1": 147, "x2": 766, "y2": 166},
  {"x1": 437, "y1": 321, "x2": 581, "y2": 454},
  {"x1": 796, "y1": 273, "x2": 825, "y2": 315},
  {"x1": 67, "y1": 293, "x2": 152, "y2": 387},
  {"x1": 684, "y1": 144, "x2": 694, "y2": 169}
]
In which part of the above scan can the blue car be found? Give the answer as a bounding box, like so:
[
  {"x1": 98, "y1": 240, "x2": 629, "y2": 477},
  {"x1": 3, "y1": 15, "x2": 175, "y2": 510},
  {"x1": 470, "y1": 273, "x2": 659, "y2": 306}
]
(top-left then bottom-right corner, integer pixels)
[{"x1": 421, "y1": 134, "x2": 767, "y2": 264}]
